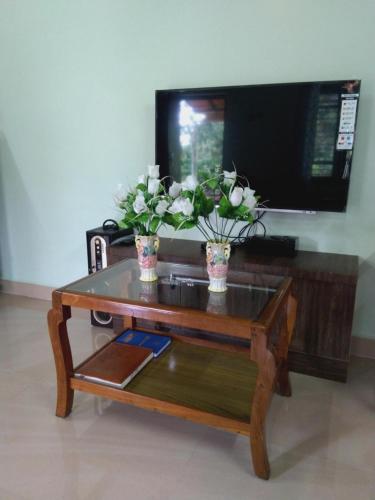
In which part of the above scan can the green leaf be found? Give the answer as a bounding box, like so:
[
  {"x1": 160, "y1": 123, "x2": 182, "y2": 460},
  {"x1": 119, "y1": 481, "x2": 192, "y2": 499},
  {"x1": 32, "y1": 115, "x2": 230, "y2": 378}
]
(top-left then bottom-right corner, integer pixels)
[
  {"x1": 207, "y1": 178, "x2": 219, "y2": 190},
  {"x1": 150, "y1": 216, "x2": 161, "y2": 233},
  {"x1": 118, "y1": 219, "x2": 131, "y2": 229},
  {"x1": 247, "y1": 213, "x2": 254, "y2": 224},
  {"x1": 136, "y1": 212, "x2": 149, "y2": 224},
  {"x1": 217, "y1": 195, "x2": 232, "y2": 218},
  {"x1": 136, "y1": 183, "x2": 147, "y2": 193},
  {"x1": 233, "y1": 205, "x2": 249, "y2": 218}
]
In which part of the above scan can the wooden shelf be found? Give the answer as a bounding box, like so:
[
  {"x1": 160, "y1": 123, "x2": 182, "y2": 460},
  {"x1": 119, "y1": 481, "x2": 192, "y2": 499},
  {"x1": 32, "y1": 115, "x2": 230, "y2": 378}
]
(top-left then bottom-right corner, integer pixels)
[
  {"x1": 72, "y1": 341, "x2": 258, "y2": 425},
  {"x1": 126, "y1": 342, "x2": 258, "y2": 422}
]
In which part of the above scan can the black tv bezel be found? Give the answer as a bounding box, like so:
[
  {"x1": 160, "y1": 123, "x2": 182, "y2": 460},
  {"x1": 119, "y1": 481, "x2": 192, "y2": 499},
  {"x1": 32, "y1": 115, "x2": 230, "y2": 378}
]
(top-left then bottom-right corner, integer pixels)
[{"x1": 155, "y1": 79, "x2": 361, "y2": 214}]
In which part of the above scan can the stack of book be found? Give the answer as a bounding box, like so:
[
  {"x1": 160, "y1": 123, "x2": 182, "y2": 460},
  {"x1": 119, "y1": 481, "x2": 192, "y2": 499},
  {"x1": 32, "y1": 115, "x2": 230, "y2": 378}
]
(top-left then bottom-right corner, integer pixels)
[
  {"x1": 75, "y1": 330, "x2": 171, "y2": 389},
  {"x1": 115, "y1": 329, "x2": 171, "y2": 357}
]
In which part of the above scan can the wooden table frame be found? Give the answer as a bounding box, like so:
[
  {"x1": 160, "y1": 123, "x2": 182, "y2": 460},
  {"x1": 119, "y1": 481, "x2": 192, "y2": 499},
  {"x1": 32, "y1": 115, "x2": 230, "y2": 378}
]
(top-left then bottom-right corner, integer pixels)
[{"x1": 48, "y1": 272, "x2": 296, "y2": 480}]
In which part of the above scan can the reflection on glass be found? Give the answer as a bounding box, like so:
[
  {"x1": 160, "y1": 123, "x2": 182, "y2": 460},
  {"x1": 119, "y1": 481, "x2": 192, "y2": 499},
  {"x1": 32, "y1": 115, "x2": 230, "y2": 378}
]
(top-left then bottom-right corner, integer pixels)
[
  {"x1": 63, "y1": 259, "x2": 282, "y2": 321},
  {"x1": 178, "y1": 98, "x2": 225, "y2": 181},
  {"x1": 311, "y1": 93, "x2": 339, "y2": 177},
  {"x1": 206, "y1": 290, "x2": 228, "y2": 315},
  {"x1": 139, "y1": 281, "x2": 158, "y2": 304}
]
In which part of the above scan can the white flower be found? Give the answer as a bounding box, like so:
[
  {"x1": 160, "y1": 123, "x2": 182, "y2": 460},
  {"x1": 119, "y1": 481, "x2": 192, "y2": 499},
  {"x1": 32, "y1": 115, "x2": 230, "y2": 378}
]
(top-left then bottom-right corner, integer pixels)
[
  {"x1": 242, "y1": 187, "x2": 257, "y2": 210},
  {"x1": 169, "y1": 181, "x2": 182, "y2": 198},
  {"x1": 181, "y1": 175, "x2": 198, "y2": 191},
  {"x1": 148, "y1": 165, "x2": 160, "y2": 178},
  {"x1": 155, "y1": 199, "x2": 169, "y2": 216},
  {"x1": 243, "y1": 187, "x2": 256, "y2": 199},
  {"x1": 138, "y1": 174, "x2": 147, "y2": 185},
  {"x1": 148, "y1": 178, "x2": 160, "y2": 195},
  {"x1": 133, "y1": 194, "x2": 147, "y2": 214},
  {"x1": 169, "y1": 197, "x2": 194, "y2": 217},
  {"x1": 113, "y1": 183, "x2": 127, "y2": 205},
  {"x1": 242, "y1": 194, "x2": 257, "y2": 210},
  {"x1": 223, "y1": 170, "x2": 236, "y2": 186},
  {"x1": 229, "y1": 186, "x2": 243, "y2": 207}
]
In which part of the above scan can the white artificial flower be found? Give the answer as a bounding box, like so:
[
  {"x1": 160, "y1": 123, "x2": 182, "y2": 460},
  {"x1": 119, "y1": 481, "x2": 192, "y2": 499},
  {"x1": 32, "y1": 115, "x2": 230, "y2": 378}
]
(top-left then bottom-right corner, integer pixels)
[
  {"x1": 223, "y1": 170, "x2": 236, "y2": 186},
  {"x1": 242, "y1": 194, "x2": 257, "y2": 210},
  {"x1": 148, "y1": 165, "x2": 160, "y2": 179},
  {"x1": 181, "y1": 175, "x2": 198, "y2": 191},
  {"x1": 169, "y1": 197, "x2": 194, "y2": 217},
  {"x1": 229, "y1": 186, "x2": 243, "y2": 207},
  {"x1": 113, "y1": 183, "x2": 127, "y2": 205},
  {"x1": 138, "y1": 174, "x2": 147, "y2": 185},
  {"x1": 243, "y1": 187, "x2": 256, "y2": 199},
  {"x1": 133, "y1": 193, "x2": 147, "y2": 214},
  {"x1": 148, "y1": 178, "x2": 160, "y2": 195},
  {"x1": 155, "y1": 199, "x2": 169, "y2": 216},
  {"x1": 242, "y1": 187, "x2": 257, "y2": 210},
  {"x1": 169, "y1": 181, "x2": 182, "y2": 198}
]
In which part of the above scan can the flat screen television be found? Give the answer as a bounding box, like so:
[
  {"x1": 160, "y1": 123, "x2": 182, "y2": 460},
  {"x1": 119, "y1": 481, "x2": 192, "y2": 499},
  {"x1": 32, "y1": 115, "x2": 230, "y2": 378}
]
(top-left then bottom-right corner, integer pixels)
[{"x1": 155, "y1": 80, "x2": 360, "y2": 213}]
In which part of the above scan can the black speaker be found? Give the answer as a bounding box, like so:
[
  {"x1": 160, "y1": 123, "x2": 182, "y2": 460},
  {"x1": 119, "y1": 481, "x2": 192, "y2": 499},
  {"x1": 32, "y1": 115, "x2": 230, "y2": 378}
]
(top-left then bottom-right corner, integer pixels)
[
  {"x1": 244, "y1": 235, "x2": 298, "y2": 257},
  {"x1": 86, "y1": 220, "x2": 133, "y2": 327}
]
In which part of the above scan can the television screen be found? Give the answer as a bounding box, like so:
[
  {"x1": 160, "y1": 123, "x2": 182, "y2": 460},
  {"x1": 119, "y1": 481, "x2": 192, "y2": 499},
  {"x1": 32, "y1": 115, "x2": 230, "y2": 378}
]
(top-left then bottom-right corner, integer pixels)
[{"x1": 155, "y1": 80, "x2": 360, "y2": 212}]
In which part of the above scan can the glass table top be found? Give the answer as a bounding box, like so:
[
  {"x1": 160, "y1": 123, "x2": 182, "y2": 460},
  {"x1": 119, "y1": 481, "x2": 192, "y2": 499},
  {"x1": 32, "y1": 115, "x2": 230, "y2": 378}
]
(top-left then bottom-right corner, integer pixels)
[{"x1": 62, "y1": 259, "x2": 284, "y2": 321}]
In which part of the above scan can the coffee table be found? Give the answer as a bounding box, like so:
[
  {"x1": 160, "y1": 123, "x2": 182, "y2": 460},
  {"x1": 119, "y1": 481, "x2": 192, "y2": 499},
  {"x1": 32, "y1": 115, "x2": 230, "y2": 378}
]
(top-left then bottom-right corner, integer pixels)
[{"x1": 48, "y1": 259, "x2": 296, "y2": 479}]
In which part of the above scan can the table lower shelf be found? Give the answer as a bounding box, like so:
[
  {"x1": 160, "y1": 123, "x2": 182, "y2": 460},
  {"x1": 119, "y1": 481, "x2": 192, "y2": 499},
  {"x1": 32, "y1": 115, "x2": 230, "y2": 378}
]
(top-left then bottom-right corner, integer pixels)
[{"x1": 71, "y1": 341, "x2": 258, "y2": 435}]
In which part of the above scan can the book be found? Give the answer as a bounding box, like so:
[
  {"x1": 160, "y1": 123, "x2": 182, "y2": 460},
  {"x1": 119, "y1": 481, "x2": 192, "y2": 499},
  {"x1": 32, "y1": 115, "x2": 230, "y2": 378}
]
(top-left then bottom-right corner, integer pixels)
[
  {"x1": 74, "y1": 342, "x2": 153, "y2": 389},
  {"x1": 115, "y1": 329, "x2": 172, "y2": 358}
]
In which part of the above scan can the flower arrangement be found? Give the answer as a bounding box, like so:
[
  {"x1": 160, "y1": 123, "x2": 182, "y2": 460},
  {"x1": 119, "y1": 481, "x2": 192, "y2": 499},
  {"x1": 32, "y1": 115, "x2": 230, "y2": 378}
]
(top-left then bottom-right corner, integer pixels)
[
  {"x1": 116, "y1": 166, "x2": 261, "y2": 242},
  {"x1": 116, "y1": 165, "x2": 169, "y2": 235},
  {"x1": 115, "y1": 165, "x2": 261, "y2": 288},
  {"x1": 164, "y1": 169, "x2": 261, "y2": 243}
]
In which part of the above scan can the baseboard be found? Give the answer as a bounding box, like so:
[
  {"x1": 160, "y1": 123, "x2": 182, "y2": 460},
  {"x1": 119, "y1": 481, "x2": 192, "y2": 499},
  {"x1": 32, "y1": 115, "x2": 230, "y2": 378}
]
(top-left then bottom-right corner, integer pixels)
[
  {"x1": 350, "y1": 336, "x2": 375, "y2": 359},
  {"x1": 0, "y1": 279, "x2": 53, "y2": 301}
]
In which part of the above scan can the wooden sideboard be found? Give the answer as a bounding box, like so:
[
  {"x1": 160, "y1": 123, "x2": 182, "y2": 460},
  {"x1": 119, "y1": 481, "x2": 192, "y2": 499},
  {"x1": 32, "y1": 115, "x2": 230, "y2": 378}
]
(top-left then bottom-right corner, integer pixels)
[{"x1": 108, "y1": 238, "x2": 358, "y2": 382}]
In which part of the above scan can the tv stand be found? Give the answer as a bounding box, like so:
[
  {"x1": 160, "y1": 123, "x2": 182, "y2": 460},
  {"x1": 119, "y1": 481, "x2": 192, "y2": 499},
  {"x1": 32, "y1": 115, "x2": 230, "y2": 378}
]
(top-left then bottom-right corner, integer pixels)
[{"x1": 109, "y1": 238, "x2": 358, "y2": 382}]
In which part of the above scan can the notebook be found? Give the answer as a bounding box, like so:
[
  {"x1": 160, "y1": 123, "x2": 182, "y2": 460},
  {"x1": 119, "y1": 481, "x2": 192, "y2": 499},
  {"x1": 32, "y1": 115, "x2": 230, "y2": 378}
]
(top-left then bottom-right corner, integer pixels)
[
  {"x1": 74, "y1": 342, "x2": 153, "y2": 388},
  {"x1": 115, "y1": 329, "x2": 172, "y2": 358}
]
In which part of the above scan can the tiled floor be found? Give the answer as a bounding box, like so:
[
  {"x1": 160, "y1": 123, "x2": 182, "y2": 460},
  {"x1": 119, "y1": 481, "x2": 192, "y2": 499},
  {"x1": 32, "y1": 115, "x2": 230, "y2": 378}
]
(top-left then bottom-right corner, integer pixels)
[{"x1": 0, "y1": 293, "x2": 374, "y2": 500}]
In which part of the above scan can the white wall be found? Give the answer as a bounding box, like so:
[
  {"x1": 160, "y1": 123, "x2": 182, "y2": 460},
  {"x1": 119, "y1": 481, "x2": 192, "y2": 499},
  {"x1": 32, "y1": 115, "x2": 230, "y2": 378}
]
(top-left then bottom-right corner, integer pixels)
[{"x1": 1, "y1": 0, "x2": 374, "y2": 339}]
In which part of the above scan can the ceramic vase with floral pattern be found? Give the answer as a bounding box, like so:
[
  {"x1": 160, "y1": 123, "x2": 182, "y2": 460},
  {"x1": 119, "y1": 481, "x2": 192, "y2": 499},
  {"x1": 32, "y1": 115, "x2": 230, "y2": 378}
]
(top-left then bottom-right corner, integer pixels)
[
  {"x1": 206, "y1": 241, "x2": 231, "y2": 292},
  {"x1": 135, "y1": 234, "x2": 159, "y2": 282}
]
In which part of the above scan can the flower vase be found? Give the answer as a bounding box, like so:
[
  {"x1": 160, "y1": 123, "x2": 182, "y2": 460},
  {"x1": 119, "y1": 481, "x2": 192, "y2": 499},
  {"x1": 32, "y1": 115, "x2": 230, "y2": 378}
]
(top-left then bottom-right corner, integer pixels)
[
  {"x1": 206, "y1": 290, "x2": 228, "y2": 314},
  {"x1": 206, "y1": 241, "x2": 231, "y2": 292},
  {"x1": 139, "y1": 281, "x2": 158, "y2": 303},
  {"x1": 135, "y1": 235, "x2": 159, "y2": 282}
]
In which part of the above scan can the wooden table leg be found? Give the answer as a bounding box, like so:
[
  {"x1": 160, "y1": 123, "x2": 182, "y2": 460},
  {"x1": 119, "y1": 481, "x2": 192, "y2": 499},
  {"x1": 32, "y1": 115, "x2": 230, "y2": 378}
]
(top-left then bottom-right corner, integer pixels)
[
  {"x1": 122, "y1": 315, "x2": 135, "y2": 330},
  {"x1": 47, "y1": 293, "x2": 74, "y2": 418},
  {"x1": 249, "y1": 330, "x2": 276, "y2": 480},
  {"x1": 275, "y1": 294, "x2": 297, "y2": 397}
]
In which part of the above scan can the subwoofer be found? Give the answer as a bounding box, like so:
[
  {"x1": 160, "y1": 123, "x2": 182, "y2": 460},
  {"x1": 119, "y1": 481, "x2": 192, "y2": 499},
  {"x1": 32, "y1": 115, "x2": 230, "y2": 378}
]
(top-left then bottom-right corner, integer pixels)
[{"x1": 86, "y1": 220, "x2": 133, "y2": 327}]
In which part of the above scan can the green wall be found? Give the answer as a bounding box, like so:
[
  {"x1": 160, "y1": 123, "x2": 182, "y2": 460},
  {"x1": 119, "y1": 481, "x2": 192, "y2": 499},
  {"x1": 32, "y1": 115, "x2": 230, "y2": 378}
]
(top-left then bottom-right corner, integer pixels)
[{"x1": 1, "y1": 0, "x2": 374, "y2": 339}]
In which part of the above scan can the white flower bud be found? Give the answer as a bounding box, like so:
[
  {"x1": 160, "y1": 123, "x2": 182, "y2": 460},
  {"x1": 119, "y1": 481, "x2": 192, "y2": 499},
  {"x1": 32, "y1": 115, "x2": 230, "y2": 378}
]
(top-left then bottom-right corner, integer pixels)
[
  {"x1": 169, "y1": 197, "x2": 194, "y2": 217},
  {"x1": 148, "y1": 178, "x2": 160, "y2": 195},
  {"x1": 155, "y1": 199, "x2": 169, "y2": 216},
  {"x1": 138, "y1": 174, "x2": 147, "y2": 185},
  {"x1": 133, "y1": 194, "x2": 147, "y2": 214},
  {"x1": 223, "y1": 170, "x2": 236, "y2": 186},
  {"x1": 229, "y1": 187, "x2": 243, "y2": 207},
  {"x1": 113, "y1": 183, "x2": 127, "y2": 205},
  {"x1": 181, "y1": 175, "x2": 198, "y2": 191},
  {"x1": 169, "y1": 181, "x2": 182, "y2": 198},
  {"x1": 148, "y1": 165, "x2": 160, "y2": 179}
]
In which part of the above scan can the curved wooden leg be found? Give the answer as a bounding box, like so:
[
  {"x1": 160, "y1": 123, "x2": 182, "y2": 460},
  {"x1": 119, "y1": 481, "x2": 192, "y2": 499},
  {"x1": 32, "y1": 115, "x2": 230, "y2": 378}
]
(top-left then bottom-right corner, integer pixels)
[
  {"x1": 47, "y1": 296, "x2": 74, "y2": 418},
  {"x1": 250, "y1": 429, "x2": 270, "y2": 480},
  {"x1": 274, "y1": 295, "x2": 296, "y2": 397},
  {"x1": 250, "y1": 331, "x2": 276, "y2": 479},
  {"x1": 275, "y1": 360, "x2": 292, "y2": 397}
]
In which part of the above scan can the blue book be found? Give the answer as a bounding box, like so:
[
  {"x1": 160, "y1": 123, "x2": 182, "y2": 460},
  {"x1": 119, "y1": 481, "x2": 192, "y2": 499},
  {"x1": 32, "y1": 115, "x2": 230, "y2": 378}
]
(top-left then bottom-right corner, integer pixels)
[{"x1": 115, "y1": 329, "x2": 171, "y2": 358}]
